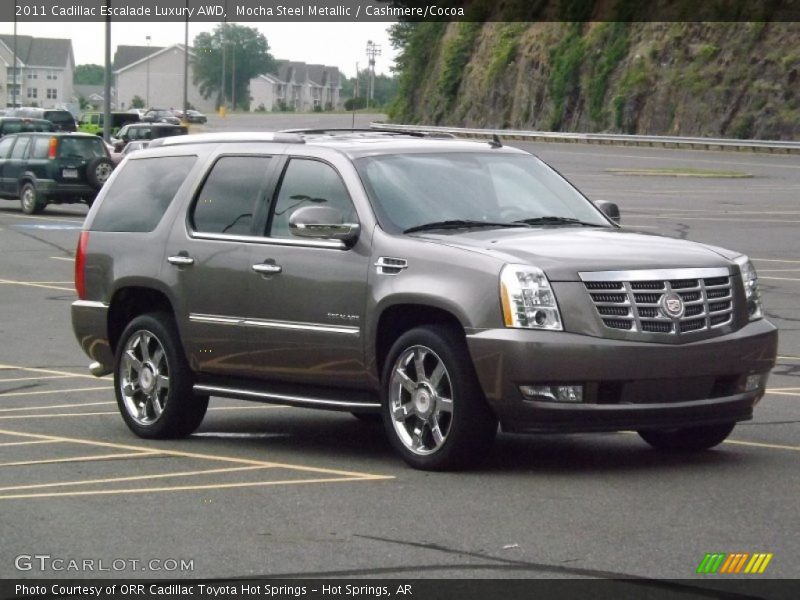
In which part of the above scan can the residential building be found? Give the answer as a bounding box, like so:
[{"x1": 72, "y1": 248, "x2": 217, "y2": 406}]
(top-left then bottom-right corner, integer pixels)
[
  {"x1": 249, "y1": 61, "x2": 342, "y2": 112},
  {"x1": 113, "y1": 44, "x2": 216, "y2": 113},
  {"x1": 0, "y1": 35, "x2": 74, "y2": 109},
  {"x1": 73, "y1": 84, "x2": 107, "y2": 109}
]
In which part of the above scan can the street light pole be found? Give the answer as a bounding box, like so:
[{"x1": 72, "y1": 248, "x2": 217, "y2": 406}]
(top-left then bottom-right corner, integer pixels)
[
  {"x1": 365, "y1": 40, "x2": 381, "y2": 110},
  {"x1": 183, "y1": 0, "x2": 189, "y2": 116},
  {"x1": 12, "y1": 11, "x2": 17, "y2": 107},
  {"x1": 145, "y1": 35, "x2": 151, "y2": 108},
  {"x1": 103, "y1": 3, "x2": 111, "y2": 142}
]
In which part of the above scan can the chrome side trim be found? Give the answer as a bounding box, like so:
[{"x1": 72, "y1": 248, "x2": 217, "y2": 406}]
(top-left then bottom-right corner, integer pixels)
[
  {"x1": 189, "y1": 313, "x2": 360, "y2": 335},
  {"x1": 189, "y1": 230, "x2": 346, "y2": 250},
  {"x1": 193, "y1": 384, "x2": 380, "y2": 410},
  {"x1": 580, "y1": 267, "x2": 731, "y2": 282},
  {"x1": 72, "y1": 300, "x2": 109, "y2": 309}
]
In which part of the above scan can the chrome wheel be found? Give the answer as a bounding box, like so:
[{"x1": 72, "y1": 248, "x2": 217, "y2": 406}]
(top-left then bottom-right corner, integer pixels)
[
  {"x1": 21, "y1": 185, "x2": 36, "y2": 213},
  {"x1": 119, "y1": 329, "x2": 170, "y2": 426},
  {"x1": 95, "y1": 162, "x2": 112, "y2": 184},
  {"x1": 389, "y1": 345, "x2": 454, "y2": 456}
]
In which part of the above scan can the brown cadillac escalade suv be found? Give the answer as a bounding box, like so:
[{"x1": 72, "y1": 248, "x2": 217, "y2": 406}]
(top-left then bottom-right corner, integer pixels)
[{"x1": 71, "y1": 130, "x2": 778, "y2": 470}]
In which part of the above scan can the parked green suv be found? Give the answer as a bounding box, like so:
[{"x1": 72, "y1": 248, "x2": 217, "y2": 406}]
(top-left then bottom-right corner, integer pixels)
[
  {"x1": 78, "y1": 111, "x2": 140, "y2": 136},
  {"x1": 0, "y1": 132, "x2": 113, "y2": 214},
  {"x1": 71, "y1": 130, "x2": 777, "y2": 470}
]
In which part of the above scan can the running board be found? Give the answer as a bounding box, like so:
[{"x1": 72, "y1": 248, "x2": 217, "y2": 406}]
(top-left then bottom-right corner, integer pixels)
[{"x1": 193, "y1": 382, "x2": 380, "y2": 413}]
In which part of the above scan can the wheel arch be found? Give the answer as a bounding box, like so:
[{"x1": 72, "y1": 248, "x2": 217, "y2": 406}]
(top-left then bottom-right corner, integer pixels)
[{"x1": 107, "y1": 285, "x2": 178, "y2": 355}]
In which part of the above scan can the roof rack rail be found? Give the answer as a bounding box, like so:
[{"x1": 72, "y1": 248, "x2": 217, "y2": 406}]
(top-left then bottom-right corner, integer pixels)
[
  {"x1": 280, "y1": 127, "x2": 457, "y2": 139},
  {"x1": 158, "y1": 131, "x2": 305, "y2": 146}
]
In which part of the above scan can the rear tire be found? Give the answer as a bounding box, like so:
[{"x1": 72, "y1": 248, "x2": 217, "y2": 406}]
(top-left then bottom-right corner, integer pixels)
[
  {"x1": 381, "y1": 324, "x2": 497, "y2": 470},
  {"x1": 114, "y1": 312, "x2": 208, "y2": 439},
  {"x1": 638, "y1": 423, "x2": 735, "y2": 452},
  {"x1": 20, "y1": 183, "x2": 45, "y2": 215}
]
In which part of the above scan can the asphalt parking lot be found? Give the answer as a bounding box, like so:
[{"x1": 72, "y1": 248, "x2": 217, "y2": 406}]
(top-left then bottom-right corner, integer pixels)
[{"x1": 0, "y1": 115, "x2": 798, "y2": 582}]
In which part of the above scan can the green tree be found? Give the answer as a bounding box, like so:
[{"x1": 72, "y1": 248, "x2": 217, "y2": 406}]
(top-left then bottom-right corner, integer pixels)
[
  {"x1": 193, "y1": 24, "x2": 275, "y2": 111},
  {"x1": 74, "y1": 64, "x2": 104, "y2": 85},
  {"x1": 341, "y1": 69, "x2": 399, "y2": 109},
  {"x1": 131, "y1": 95, "x2": 145, "y2": 109}
]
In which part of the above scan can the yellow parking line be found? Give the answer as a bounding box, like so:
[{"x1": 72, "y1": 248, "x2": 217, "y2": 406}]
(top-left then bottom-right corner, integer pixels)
[
  {"x1": 766, "y1": 387, "x2": 800, "y2": 391},
  {"x1": 759, "y1": 269, "x2": 800, "y2": 272},
  {"x1": 50, "y1": 256, "x2": 75, "y2": 262},
  {"x1": 0, "y1": 363, "x2": 109, "y2": 381},
  {"x1": 0, "y1": 439, "x2": 67, "y2": 447},
  {"x1": 766, "y1": 391, "x2": 800, "y2": 397},
  {"x1": 753, "y1": 258, "x2": 800, "y2": 264},
  {"x1": 0, "y1": 279, "x2": 74, "y2": 292},
  {"x1": 0, "y1": 402, "x2": 113, "y2": 413},
  {"x1": 0, "y1": 428, "x2": 392, "y2": 479},
  {"x1": 0, "y1": 375, "x2": 76, "y2": 383},
  {"x1": 0, "y1": 386, "x2": 109, "y2": 398},
  {"x1": 778, "y1": 356, "x2": 800, "y2": 361},
  {"x1": 761, "y1": 276, "x2": 800, "y2": 282},
  {"x1": 0, "y1": 451, "x2": 160, "y2": 468},
  {"x1": 0, "y1": 475, "x2": 390, "y2": 501},
  {"x1": 724, "y1": 439, "x2": 800, "y2": 453},
  {"x1": 0, "y1": 465, "x2": 273, "y2": 493}
]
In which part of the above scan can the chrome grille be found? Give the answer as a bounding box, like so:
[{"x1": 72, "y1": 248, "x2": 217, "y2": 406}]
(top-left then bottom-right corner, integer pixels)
[{"x1": 580, "y1": 268, "x2": 734, "y2": 336}]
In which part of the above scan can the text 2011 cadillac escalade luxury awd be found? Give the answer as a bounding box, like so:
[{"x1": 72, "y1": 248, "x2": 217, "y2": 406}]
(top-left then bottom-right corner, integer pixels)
[{"x1": 71, "y1": 130, "x2": 778, "y2": 470}]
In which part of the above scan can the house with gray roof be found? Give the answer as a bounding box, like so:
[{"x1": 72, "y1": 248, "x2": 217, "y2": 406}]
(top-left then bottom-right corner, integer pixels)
[
  {"x1": 113, "y1": 43, "x2": 216, "y2": 113},
  {"x1": 250, "y1": 60, "x2": 341, "y2": 112},
  {"x1": 0, "y1": 34, "x2": 74, "y2": 109}
]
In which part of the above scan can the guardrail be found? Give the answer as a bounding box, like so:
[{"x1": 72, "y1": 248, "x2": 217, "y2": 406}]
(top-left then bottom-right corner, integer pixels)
[{"x1": 370, "y1": 122, "x2": 800, "y2": 154}]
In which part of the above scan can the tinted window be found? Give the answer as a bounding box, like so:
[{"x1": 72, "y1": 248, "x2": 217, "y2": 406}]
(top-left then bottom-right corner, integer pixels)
[
  {"x1": 57, "y1": 136, "x2": 107, "y2": 159},
  {"x1": 1, "y1": 121, "x2": 22, "y2": 135},
  {"x1": 43, "y1": 110, "x2": 74, "y2": 126},
  {"x1": 269, "y1": 159, "x2": 355, "y2": 238},
  {"x1": 31, "y1": 136, "x2": 51, "y2": 159},
  {"x1": 0, "y1": 137, "x2": 15, "y2": 157},
  {"x1": 192, "y1": 156, "x2": 272, "y2": 235},
  {"x1": 10, "y1": 136, "x2": 30, "y2": 159},
  {"x1": 91, "y1": 156, "x2": 197, "y2": 232}
]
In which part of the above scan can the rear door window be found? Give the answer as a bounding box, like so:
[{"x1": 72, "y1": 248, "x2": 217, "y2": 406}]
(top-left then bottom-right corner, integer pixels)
[
  {"x1": 91, "y1": 156, "x2": 197, "y2": 232},
  {"x1": 0, "y1": 137, "x2": 15, "y2": 158},
  {"x1": 10, "y1": 136, "x2": 30, "y2": 159},
  {"x1": 191, "y1": 156, "x2": 273, "y2": 236}
]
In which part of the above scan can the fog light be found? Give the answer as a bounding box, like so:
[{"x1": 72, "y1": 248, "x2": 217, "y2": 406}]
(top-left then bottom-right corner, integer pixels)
[
  {"x1": 745, "y1": 373, "x2": 766, "y2": 392},
  {"x1": 520, "y1": 385, "x2": 584, "y2": 403}
]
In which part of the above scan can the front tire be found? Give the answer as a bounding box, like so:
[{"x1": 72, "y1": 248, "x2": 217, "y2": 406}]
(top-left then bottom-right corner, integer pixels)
[
  {"x1": 638, "y1": 422, "x2": 735, "y2": 452},
  {"x1": 20, "y1": 183, "x2": 45, "y2": 215},
  {"x1": 114, "y1": 312, "x2": 208, "y2": 439},
  {"x1": 382, "y1": 325, "x2": 497, "y2": 470}
]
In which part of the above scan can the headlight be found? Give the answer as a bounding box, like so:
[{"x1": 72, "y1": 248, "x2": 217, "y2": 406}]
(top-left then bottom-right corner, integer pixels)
[
  {"x1": 500, "y1": 264, "x2": 563, "y2": 330},
  {"x1": 734, "y1": 255, "x2": 763, "y2": 321}
]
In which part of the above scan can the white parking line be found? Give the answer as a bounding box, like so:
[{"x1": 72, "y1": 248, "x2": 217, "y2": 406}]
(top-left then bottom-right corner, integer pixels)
[
  {"x1": 0, "y1": 386, "x2": 109, "y2": 398},
  {"x1": 50, "y1": 256, "x2": 75, "y2": 262}
]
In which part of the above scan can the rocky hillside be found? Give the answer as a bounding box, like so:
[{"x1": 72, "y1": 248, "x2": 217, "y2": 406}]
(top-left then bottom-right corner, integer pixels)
[{"x1": 389, "y1": 21, "x2": 800, "y2": 139}]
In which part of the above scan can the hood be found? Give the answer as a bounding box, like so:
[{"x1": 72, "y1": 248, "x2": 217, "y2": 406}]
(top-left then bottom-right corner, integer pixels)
[{"x1": 414, "y1": 227, "x2": 738, "y2": 281}]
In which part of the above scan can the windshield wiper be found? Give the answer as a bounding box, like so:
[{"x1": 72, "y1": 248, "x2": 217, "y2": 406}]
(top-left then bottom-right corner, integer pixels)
[
  {"x1": 404, "y1": 220, "x2": 528, "y2": 234},
  {"x1": 513, "y1": 216, "x2": 605, "y2": 227}
]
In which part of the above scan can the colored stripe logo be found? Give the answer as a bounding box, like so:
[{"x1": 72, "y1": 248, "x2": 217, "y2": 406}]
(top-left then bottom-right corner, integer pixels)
[{"x1": 697, "y1": 553, "x2": 773, "y2": 574}]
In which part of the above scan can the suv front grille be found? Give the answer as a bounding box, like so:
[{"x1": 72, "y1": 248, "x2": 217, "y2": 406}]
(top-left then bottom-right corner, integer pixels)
[{"x1": 580, "y1": 268, "x2": 734, "y2": 336}]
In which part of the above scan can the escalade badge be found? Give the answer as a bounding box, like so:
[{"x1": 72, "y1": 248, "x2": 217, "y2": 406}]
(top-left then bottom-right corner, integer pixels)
[{"x1": 661, "y1": 292, "x2": 685, "y2": 319}]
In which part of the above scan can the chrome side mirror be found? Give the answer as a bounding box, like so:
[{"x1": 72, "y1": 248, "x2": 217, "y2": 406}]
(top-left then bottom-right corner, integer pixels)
[
  {"x1": 595, "y1": 200, "x2": 621, "y2": 224},
  {"x1": 289, "y1": 205, "x2": 360, "y2": 245}
]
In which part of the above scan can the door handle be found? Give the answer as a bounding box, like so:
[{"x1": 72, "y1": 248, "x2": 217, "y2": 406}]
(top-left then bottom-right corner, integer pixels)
[
  {"x1": 167, "y1": 254, "x2": 195, "y2": 266},
  {"x1": 252, "y1": 263, "x2": 282, "y2": 275}
]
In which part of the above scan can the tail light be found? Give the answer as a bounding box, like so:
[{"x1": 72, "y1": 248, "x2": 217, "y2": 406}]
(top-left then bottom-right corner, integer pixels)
[
  {"x1": 75, "y1": 231, "x2": 89, "y2": 299},
  {"x1": 48, "y1": 136, "x2": 58, "y2": 159}
]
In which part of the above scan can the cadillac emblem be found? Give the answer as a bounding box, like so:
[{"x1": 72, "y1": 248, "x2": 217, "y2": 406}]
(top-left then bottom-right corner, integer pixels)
[{"x1": 660, "y1": 292, "x2": 685, "y2": 319}]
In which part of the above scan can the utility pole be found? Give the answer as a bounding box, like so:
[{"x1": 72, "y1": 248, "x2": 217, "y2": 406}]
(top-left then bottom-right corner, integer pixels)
[
  {"x1": 365, "y1": 40, "x2": 381, "y2": 109},
  {"x1": 145, "y1": 35, "x2": 151, "y2": 108},
  {"x1": 12, "y1": 11, "x2": 17, "y2": 107},
  {"x1": 231, "y1": 43, "x2": 236, "y2": 110},
  {"x1": 103, "y1": 2, "x2": 111, "y2": 142},
  {"x1": 183, "y1": 0, "x2": 189, "y2": 116},
  {"x1": 354, "y1": 62, "x2": 359, "y2": 98}
]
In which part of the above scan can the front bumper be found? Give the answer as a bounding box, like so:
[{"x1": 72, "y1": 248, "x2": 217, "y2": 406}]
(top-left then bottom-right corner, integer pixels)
[{"x1": 466, "y1": 319, "x2": 778, "y2": 433}]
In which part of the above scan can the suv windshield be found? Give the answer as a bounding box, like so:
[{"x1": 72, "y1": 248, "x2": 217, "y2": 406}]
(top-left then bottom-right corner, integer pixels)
[
  {"x1": 356, "y1": 152, "x2": 610, "y2": 233},
  {"x1": 57, "y1": 136, "x2": 107, "y2": 159}
]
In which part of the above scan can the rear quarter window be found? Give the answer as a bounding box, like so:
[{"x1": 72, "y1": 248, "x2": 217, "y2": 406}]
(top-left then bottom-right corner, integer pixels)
[
  {"x1": 91, "y1": 156, "x2": 197, "y2": 232},
  {"x1": 30, "y1": 137, "x2": 51, "y2": 159}
]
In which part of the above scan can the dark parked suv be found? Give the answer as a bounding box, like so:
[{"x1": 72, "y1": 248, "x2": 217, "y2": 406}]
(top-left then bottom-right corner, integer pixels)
[
  {"x1": 7, "y1": 107, "x2": 76, "y2": 132},
  {"x1": 0, "y1": 132, "x2": 113, "y2": 214},
  {"x1": 71, "y1": 130, "x2": 778, "y2": 470}
]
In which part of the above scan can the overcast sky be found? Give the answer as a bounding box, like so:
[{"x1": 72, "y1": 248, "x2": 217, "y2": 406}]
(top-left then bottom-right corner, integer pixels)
[{"x1": 0, "y1": 21, "x2": 398, "y2": 77}]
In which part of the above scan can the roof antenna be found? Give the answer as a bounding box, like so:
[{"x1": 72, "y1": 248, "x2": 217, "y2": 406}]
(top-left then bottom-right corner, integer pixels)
[{"x1": 488, "y1": 133, "x2": 503, "y2": 148}]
